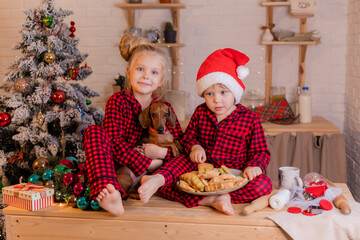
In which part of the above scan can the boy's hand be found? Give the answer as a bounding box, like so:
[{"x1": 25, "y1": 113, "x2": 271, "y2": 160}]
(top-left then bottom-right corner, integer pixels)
[
  {"x1": 190, "y1": 145, "x2": 206, "y2": 163},
  {"x1": 142, "y1": 144, "x2": 168, "y2": 159},
  {"x1": 243, "y1": 166, "x2": 262, "y2": 181}
]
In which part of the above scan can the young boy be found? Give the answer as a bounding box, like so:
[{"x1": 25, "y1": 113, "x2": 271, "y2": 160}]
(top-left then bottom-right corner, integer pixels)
[{"x1": 142, "y1": 48, "x2": 272, "y2": 215}]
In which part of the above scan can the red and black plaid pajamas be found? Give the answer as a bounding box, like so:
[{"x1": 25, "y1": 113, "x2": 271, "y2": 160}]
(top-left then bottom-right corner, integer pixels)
[
  {"x1": 157, "y1": 103, "x2": 272, "y2": 208},
  {"x1": 83, "y1": 90, "x2": 184, "y2": 200}
]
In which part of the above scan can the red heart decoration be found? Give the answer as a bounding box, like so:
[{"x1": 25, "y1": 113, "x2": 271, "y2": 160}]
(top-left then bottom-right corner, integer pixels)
[
  {"x1": 68, "y1": 67, "x2": 79, "y2": 80},
  {"x1": 305, "y1": 185, "x2": 328, "y2": 198}
]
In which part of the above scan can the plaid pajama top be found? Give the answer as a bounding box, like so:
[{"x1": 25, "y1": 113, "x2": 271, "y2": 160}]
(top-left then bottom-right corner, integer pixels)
[
  {"x1": 181, "y1": 103, "x2": 270, "y2": 171},
  {"x1": 102, "y1": 90, "x2": 183, "y2": 176}
]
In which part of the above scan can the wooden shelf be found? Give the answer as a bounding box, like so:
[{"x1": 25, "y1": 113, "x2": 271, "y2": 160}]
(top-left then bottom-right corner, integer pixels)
[
  {"x1": 118, "y1": 1, "x2": 185, "y2": 90},
  {"x1": 154, "y1": 43, "x2": 185, "y2": 47},
  {"x1": 260, "y1": 1, "x2": 290, "y2": 7},
  {"x1": 261, "y1": 41, "x2": 318, "y2": 45},
  {"x1": 117, "y1": 3, "x2": 185, "y2": 9},
  {"x1": 261, "y1": 1, "x2": 319, "y2": 104}
]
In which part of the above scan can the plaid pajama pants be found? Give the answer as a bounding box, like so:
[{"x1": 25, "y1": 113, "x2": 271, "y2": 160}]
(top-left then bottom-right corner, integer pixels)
[
  {"x1": 83, "y1": 125, "x2": 126, "y2": 200},
  {"x1": 157, "y1": 173, "x2": 272, "y2": 208}
]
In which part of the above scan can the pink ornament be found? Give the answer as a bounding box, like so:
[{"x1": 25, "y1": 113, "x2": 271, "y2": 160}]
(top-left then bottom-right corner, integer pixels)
[
  {"x1": 59, "y1": 159, "x2": 75, "y2": 169},
  {"x1": 63, "y1": 172, "x2": 74, "y2": 185},
  {"x1": 73, "y1": 182, "x2": 84, "y2": 195}
]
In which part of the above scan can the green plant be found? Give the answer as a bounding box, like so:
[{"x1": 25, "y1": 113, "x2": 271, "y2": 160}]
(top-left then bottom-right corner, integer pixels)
[
  {"x1": 165, "y1": 22, "x2": 174, "y2": 31},
  {"x1": 114, "y1": 74, "x2": 126, "y2": 90}
]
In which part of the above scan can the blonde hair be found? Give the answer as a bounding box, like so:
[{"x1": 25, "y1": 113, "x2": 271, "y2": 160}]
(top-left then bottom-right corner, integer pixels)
[{"x1": 119, "y1": 33, "x2": 168, "y2": 98}]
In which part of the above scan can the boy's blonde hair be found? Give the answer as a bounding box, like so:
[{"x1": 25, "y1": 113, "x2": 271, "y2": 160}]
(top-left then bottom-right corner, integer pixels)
[{"x1": 119, "y1": 34, "x2": 168, "y2": 98}]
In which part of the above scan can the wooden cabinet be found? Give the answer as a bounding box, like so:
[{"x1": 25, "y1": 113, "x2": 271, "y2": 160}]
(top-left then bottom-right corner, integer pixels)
[
  {"x1": 260, "y1": 1, "x2": 319, "y2": 104},
  {"x1": 118, "y1": 1, "x2": 185, "y2": 90}
]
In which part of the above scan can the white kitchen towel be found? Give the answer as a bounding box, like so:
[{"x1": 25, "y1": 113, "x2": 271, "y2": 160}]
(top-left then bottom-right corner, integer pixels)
[{"x1": 267, "y1": 200, "x2": 360, "y2": 240}]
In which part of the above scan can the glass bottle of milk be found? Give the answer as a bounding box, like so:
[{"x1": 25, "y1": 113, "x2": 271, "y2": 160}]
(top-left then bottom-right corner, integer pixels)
[{"x1": 299, "y1": 87, "x2": 312, "y2": 123}]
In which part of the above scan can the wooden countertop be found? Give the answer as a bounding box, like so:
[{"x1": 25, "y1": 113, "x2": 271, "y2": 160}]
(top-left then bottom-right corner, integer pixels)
[
  {"x1": 261, "y1": 116, "x2": 340, "y2": 136},
  {"x1": 180, "y1": 116, "x2": 340, "y2": 136}
]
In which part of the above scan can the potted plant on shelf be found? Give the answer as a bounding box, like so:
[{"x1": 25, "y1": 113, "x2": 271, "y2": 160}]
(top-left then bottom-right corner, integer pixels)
[
  {"x1": 113, "y1": 74, "x2": 126, "y2": 93},
  {"x1": 164, "y1": 22, "x2": 176, "y2": 43}
]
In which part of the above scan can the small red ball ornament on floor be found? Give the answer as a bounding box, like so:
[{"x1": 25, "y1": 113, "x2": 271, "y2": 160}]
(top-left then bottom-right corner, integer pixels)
[
  {"x1": 51, "y1": 89, "x2": 66, "y2": 104},
  {"x1": 0, "y1": 112, "x2": 11, "y2": 127},
  {"x1": 69, "y1": 21, "x2": 76, "y2": 38}
]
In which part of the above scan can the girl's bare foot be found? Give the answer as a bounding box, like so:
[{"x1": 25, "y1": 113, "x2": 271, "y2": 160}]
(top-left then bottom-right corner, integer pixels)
[
  {"x1": 199, "y1": 193, "x2": 234, "y2": 215},
  {"x1": 138, "y1": 174, "x2": 165, "y2": 203},
  {"x1": 96, "y1": 184, "x2": 124, "y2": 216}
]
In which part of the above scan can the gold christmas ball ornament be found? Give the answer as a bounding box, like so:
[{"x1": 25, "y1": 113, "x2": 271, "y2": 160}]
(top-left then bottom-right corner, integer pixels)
[
  {"x1": 14, "y1": 78, "x2": 30, "y2": 93},
  {"x1": 44, "y1": 180, "x2": 55, "y2": 188},
  {"x1": 44, "y1": 51, "x2": 56, "y2": 63},
  {"x1": 37, "y1": 110, "x2": 45, "y2": 126},
  {"x1": 32, "y1": 157, "x2": 49, "y2": 171}
]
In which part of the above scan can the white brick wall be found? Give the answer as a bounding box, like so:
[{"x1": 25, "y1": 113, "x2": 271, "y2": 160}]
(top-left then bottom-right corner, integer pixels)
[
  {"x1": 346, "y1": 0, "x2": 360, "y2": 202},
  {"x1": 0, "y1": 0, "x2": 348, "y2": 127}
]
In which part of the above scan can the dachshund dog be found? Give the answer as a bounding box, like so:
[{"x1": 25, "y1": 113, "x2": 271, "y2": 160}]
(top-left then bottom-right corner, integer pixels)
[
  {"x1": 116, "y1": 102, "x2": 183, "y2": 199},
  {"x1": 139, "y1": 102, "x2": 183, "y2": 156}
]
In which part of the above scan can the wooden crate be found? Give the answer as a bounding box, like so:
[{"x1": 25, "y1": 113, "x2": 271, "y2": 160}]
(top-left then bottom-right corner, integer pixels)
[{"x1": 3, "y1": 183, "x2": 353, "y2": 240}]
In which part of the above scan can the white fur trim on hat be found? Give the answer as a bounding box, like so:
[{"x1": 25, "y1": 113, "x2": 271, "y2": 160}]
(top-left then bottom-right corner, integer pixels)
[
  {"x1": 196, "y1": 72, "x2": 244, "y2": 104},
  {"x1": 237, "y1": 66, "x2": 249, "y2": 80}
]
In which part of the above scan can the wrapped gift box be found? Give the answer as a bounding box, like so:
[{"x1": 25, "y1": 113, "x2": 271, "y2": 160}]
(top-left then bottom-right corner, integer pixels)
[{"x1": 2, "y1": 183, "x2": 54, "y2": 211}]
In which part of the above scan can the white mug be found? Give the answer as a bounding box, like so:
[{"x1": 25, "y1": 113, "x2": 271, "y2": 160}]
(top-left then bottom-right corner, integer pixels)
[{"x1": 279, "y1": 166, "x2": 303, "y2": 190}]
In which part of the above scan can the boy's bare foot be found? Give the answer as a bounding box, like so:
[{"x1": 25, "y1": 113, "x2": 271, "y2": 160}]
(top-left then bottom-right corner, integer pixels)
[
  {"x1": 138, "y1": 174, "x2": 165, "y2": 203},
  {"x1": 199, "y1": 193, "x2": 234, "y2": 216},
  {"x1": 96, "y1": 184, "x2": 124, "y2": 216}
]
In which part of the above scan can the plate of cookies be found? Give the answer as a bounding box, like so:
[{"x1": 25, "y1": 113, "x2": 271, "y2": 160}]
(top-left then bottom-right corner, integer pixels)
[{"x1": 177, "y1": 163, "x2": 249, "y2": 196}]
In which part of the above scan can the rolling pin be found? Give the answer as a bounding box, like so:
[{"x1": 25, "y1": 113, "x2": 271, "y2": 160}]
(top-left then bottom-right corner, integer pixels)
[
  {"x1": 243, "y1": 188, "x2": 277, "y2": 215},
  {"x1": 325, "y1": 178, "x2": 351, "y2": 215}
]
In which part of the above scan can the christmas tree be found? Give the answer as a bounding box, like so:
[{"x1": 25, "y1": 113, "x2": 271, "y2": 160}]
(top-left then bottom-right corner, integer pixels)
[{"x1": 0, "y1": 0, "x2": 104, "y2": 186}]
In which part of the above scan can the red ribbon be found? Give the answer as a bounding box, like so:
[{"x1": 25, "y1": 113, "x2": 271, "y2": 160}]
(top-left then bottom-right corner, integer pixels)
[
  {"x1": 13, "y1": 183, "x2": 45, "y2": 192},
  {"x1": 8, "y1": 150, "x2": 23, "y2": 164}
]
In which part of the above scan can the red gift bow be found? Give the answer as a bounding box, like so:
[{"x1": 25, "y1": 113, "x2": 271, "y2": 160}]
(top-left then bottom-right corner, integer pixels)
[
  {"x1": 8, "y1": 150, "x2": 23, "y2": 164},
  {"x1": 13, "y1": 183, "x2": 45, "y2": 192}
]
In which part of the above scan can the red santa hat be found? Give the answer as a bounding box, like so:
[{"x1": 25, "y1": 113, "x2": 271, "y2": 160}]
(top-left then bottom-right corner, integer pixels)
[{"x1": 196, "y1": 48, "x2": 250, "y2": 104}]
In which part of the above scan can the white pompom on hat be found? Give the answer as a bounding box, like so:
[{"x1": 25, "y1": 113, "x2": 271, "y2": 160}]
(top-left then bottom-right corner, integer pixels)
[{"x1": 196, "y1": 48, "x2": 250, "y2": 104}]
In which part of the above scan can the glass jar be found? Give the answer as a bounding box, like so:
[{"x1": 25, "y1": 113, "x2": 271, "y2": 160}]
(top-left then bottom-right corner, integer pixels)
[
  {"x1": 270, "y1": 86, "x2": 286, "y2": 104},
  {"x1": 241, "y1": 89, "x2": 265, "y2": 111}
]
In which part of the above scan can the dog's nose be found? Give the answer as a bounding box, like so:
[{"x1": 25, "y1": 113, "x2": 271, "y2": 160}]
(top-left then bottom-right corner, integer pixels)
[{"x1": 158, "y1": 126, "x2": 164, "y2": 133}]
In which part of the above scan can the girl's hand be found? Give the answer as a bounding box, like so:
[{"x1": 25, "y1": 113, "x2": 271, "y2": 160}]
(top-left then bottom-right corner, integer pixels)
[
  {"x1": 190, "y1": 145, "x2": 206, "y2": 163},
  {"x1": 142, "y1": 144, "x2": 168, "y2": 159},
  {"x1": 147, "y1": 159, "x2": 163, "y2": 172},
  {"x1": 243, "y1": 166, "x2": 262, "y2": 181}
]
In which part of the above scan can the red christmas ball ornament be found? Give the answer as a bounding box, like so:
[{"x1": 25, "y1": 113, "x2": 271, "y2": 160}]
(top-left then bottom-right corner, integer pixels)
[
  {"x1": 63, "y1": 172, "x2": 75, "y2": 185},
  {"x1": 68, "y1": 67, "x2": 79, "y2": 80},
  {"x1": 0, "y1": 112, "x2": 11, "y2": 127},
  {"x1": 69, "y1": 21, "x2": 76, "y2": 38},
  {"x1": 59, "y1": 159, "x2": 75, "y2": 169},
  {"x1": 51, "y1": 89, "x2": 66, "y2": 104},
  {"x1": 77, "y1": 164, "x2": 85, "y2": 175},
  {"x1": 73, "y1": 181, "x2": 84, "y2": 195}
]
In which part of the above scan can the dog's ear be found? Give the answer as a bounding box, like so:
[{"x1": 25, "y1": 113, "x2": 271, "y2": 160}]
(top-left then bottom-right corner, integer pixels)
[
  {"x1": 166, "y1": 106, "x2": 176, "y2": 129},
  {"x1": 139, "y1": 106, "x2": 151, "y2": 128}
]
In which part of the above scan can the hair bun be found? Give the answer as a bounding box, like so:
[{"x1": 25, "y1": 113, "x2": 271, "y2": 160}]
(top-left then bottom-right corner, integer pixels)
[{"x1": 119, "y1": 33, "x2": 151, "y2": 61}]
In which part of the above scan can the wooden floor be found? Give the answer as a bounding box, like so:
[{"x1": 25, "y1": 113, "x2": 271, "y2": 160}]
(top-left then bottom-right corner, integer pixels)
[{"x1": 3, "y1": 183, "x2": 353, "y2": 240}]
